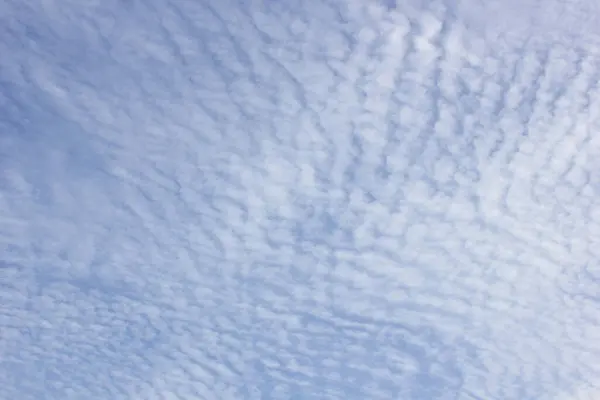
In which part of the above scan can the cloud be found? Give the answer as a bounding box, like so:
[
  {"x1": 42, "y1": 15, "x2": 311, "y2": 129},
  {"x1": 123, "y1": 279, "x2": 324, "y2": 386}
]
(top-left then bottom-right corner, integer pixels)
[{"x1": 1, "y1": 0, "x2": 600, "y2": 399}]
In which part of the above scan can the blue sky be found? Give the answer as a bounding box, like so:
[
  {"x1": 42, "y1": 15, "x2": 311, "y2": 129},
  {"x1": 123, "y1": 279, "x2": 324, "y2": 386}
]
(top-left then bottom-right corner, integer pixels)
[{"x1": 1, "y1": 0, "x2": 600, "y2": 399}]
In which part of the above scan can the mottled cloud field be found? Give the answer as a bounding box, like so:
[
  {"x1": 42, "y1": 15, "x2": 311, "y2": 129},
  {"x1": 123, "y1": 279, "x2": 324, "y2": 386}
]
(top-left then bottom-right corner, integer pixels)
[{"x1": 2, "y1": 0, "x2": 600, "y2": 399}]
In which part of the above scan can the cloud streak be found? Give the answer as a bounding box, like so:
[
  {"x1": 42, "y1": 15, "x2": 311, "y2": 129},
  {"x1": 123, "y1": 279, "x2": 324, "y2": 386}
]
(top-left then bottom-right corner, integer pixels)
[{"x1": 2, "y1": 0, "x2": 600, "y2": 399}]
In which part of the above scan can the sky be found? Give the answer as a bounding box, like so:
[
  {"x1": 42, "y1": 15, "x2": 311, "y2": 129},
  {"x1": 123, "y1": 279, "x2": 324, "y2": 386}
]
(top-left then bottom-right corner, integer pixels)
[{"x1": 1, "y1": 0, "x2": 600, "y2": 399}]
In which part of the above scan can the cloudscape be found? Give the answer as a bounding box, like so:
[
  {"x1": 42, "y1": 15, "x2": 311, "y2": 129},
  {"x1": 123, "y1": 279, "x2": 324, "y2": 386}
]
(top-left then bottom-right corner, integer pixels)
[{"x1": 2, "y1": 0, "x2": 600, "y2": 399}]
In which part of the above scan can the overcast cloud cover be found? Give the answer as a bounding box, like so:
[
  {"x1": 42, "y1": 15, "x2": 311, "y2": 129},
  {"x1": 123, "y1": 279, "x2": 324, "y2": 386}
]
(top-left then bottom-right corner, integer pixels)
[{"x1": 2, "y1": 0, "x2": 600, "y2": 399}]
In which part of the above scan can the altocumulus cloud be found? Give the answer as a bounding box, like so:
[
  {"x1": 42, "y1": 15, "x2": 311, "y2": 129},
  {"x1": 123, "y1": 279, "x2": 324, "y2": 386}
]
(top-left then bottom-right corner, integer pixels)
[{"x1": 1, "y1": 0, "x2": 600, "y2": 399}]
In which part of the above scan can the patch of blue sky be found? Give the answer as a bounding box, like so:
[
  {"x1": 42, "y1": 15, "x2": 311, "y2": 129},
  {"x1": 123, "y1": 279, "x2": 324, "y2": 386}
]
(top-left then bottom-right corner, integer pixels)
[{"x1": 2, "y1": 0, "x2": 600, "y2": 399}]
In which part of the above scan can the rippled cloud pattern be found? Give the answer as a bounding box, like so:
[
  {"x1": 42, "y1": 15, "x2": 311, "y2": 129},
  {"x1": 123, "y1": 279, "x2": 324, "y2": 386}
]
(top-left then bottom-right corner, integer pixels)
[{"x1": 2, "y1": 0, "x2": 600, "y2": 399}]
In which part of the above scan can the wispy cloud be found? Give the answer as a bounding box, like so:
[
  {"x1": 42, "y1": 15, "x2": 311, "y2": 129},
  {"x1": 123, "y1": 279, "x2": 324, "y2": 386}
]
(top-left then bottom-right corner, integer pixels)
[{"x1": 1, "y1": 0, "x2": 600, "y2": 399}]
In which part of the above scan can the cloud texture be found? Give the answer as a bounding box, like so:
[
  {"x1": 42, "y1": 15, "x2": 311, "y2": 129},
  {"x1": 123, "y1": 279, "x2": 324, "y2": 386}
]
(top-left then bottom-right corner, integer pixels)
[{"x1": 2, "y1": 0, "x2": 600, "y2": 399}]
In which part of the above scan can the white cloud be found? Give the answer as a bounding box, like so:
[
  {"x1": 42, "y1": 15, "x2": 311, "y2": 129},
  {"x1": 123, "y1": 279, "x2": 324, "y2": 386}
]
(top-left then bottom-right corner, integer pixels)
[{"x1": 2, "y1": 0, "x2": 600, "y2": 399}]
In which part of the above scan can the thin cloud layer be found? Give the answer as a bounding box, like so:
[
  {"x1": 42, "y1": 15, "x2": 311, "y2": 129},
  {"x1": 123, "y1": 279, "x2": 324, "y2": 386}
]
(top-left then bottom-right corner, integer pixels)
[{"x1": 1, "y1": 0, "x2": 600, "y2": 399}]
